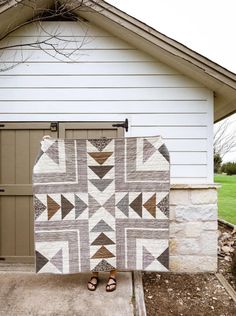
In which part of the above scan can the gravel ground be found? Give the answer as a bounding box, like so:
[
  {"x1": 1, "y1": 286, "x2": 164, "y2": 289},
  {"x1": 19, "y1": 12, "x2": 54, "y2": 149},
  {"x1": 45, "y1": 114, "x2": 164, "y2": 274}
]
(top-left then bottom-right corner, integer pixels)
[{"x1": 142, "y1": 224, "x2": 236, "y2": 316}]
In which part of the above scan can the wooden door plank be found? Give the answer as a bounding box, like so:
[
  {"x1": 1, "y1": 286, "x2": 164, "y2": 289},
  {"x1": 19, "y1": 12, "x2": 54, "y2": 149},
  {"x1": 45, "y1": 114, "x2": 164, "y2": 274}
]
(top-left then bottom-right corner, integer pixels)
[
  {"x1": 0, "y1": 185, "x2": 32, "y2": 195},
  {"x1": 0, "y1": 130, "x2": 15, "y2": 184},
  {"x1": 66, "y1": 130, "x2": 74, "y2": 139},
  {"x1": 0, "y1": 124, "x2": 57, "y2": 261},
  {"x1": 72, "y1": 129, "x2": 87, "y2": 139},
  {"x1": 16, "y1": 130, "x2": 30, "y2": 184},
  {"x1": 0, "y1": 197, "x2": 16, "y2": 256},
  {"x1": 87, "y1": 129, "x2": 102, "y2": 139},
  {"x1": 102, "y1": 129, "x2": 117, "y2": 138},
  {"x1": 16, "y1": 196, "x2": 30, "y2": 255},
  {"x1": 0, "y1": 122, "x2": 52, "y2": 129}
]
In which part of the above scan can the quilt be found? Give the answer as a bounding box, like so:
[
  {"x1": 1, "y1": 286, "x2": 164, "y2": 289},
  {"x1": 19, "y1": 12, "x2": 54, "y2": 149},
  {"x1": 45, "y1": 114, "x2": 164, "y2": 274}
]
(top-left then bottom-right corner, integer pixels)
[{"x1": 32, "y1": 136, "x2": 170, "y2": 274}]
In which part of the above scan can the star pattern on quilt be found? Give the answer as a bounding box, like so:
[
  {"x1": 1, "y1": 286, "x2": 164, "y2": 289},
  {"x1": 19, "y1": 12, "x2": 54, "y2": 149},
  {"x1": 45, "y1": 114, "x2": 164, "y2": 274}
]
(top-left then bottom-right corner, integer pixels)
[{"x1": 33, "y1": 136, "x2": 170, "y2": 274}]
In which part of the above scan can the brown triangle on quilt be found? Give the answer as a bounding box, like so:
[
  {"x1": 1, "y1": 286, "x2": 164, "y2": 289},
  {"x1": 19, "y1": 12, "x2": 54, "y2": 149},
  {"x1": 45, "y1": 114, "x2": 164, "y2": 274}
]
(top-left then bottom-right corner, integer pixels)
[
  {"x1": 91, "y1": 232, "x2": 115, "y2": 246},
  {"x1": 143, "y1": 194, "x2": 156, "y2": 217},
  {"x1": 89, "y1": 165, "x2": 113, "y2": 179},
  {"x1": 61, "y1": 195, "x2": 74, "y2": 219},
  {"x1": 47, "y1": 195, "x2": 60, "y2": 220},
  {"x1": 35, "y1": 250, "x2": 49, "y2": 272},
  {"x1": 91, "y1": 245, "x2": 115, "y2": 259},
  {"x1": 88, "y1": 152, "x2": 113, "y2": 165},
  {"x1": 130, "y1": 193, "x2": 142, "y2": 217},
  {"x1": 91, "y1": 259, "x2": 116, "y2": 272},
  {"x1": 156, "y1": 247, "x2": 169, "y2": 269}
]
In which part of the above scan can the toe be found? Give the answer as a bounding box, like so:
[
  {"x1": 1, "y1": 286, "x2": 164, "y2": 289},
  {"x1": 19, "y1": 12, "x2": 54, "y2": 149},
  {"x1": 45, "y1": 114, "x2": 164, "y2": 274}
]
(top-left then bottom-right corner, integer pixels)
[{"x1": 88, "y1": 283, "x2": 95, "y2": 290}]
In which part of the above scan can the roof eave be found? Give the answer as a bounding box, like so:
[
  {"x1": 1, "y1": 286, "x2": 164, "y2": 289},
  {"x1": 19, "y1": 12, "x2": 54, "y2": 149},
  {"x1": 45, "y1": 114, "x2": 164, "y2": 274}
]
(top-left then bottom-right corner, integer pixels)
[
  {"x1": 0, "y1": 0, "x2": 53, "y2": 39},
  {"x1": 0, "y1": 0, "x2": 236, "y2": 122},
  {"x1": 67, "y1": 0, "x2": 236, "y2": 122}
]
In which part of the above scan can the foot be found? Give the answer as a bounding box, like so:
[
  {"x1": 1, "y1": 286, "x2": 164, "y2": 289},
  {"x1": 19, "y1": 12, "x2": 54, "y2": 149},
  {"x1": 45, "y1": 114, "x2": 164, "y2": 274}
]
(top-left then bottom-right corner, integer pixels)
[
  {"x1": 106, "y1": 276, "x2": 117, "y2": 292},
  {"x1": 87, "y1": 276, "x2": 99, "y2": 291}
]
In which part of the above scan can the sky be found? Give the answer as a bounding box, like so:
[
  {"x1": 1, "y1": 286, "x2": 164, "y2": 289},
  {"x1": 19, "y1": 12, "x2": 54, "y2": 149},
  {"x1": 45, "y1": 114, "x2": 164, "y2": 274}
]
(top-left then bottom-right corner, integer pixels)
[
  {"x1": 107, "y1": 0, "x2": 236, "y2": 162},
  {"x1": 107, "y1": 0, "x2": 236, "y2": 74}
]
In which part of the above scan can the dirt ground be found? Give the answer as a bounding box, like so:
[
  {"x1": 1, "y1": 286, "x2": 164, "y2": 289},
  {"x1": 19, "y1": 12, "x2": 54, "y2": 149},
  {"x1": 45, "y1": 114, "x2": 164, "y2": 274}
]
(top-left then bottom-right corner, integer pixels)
[{"x1": 142, "y1": 224, "x2": 236, "y2": 316}]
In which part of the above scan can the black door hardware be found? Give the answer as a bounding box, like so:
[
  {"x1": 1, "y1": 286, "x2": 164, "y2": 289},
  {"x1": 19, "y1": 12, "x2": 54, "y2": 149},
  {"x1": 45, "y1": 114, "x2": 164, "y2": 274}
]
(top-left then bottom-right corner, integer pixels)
[{"x1": 112, "y1": 118, "x2": 128, "y2": 132}]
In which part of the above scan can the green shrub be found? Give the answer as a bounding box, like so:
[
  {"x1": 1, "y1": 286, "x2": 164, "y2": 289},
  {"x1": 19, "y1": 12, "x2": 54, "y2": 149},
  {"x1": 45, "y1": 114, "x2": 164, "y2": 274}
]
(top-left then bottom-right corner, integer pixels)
[
  {"x1": 221, "y1": 162, "x2": 236, "y2": 175},
  {"x1": 221, "y1": 163, "x2": 226, "y2": 173},
  {"x1": 214, "y1": 153, "x2": 222, "y2": 173}
]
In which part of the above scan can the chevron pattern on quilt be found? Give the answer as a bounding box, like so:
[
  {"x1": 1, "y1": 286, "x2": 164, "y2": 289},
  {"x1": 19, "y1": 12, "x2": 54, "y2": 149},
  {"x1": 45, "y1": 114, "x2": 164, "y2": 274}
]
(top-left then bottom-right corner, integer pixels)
[{"x1": 33, "y1": 136, "x2": 170, "y2": 274}]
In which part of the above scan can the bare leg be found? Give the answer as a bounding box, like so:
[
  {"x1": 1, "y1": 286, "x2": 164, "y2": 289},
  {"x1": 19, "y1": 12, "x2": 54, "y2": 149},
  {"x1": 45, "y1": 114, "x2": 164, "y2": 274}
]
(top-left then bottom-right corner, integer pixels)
[{"x1": 87, "y1": 271, "x2": 99, "y2": 291}]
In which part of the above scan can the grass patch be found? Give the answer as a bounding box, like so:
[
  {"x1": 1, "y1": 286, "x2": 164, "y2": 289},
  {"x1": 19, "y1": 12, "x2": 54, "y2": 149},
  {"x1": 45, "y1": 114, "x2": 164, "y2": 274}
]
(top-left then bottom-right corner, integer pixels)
[{"x1": 214, "y1": 174, "x2": 236, "y2": 225}]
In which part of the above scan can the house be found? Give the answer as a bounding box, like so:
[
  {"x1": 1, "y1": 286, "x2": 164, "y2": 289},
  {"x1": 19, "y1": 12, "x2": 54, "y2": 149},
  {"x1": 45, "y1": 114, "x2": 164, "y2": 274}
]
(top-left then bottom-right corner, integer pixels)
[{"x1": 0, "y1": 0, "x2": 235, "y2": 272}]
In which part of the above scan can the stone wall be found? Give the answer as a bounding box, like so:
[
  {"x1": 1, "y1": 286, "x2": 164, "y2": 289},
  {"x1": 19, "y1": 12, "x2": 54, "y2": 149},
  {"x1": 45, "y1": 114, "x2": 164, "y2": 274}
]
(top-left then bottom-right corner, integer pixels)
[{"x1": 169, "y1": 185, "x2": 219, "y2": 272}]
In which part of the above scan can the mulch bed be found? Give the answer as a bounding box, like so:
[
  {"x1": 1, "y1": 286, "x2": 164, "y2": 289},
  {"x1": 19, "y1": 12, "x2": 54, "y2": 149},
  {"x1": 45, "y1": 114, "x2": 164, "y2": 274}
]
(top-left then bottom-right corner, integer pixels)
[{"x1": 142, "y1": 223, "x2": 236, "y2": 316}]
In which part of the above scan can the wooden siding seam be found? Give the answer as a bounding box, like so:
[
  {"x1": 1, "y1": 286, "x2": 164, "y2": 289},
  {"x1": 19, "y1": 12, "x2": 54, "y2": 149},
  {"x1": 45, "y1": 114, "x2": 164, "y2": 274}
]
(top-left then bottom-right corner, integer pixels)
[
  {"x1": 0, "y1": 86, "x2": 205, "y2": 89},
  {"x1": 0, "y1": 99, "x2": 208, "y2": 101},
  {"x1": 0, "y1": 74, "x2": 201, "y2": 77},
  {"x1": 0, "y1": 112, "x2": 208, "y2": 115}
]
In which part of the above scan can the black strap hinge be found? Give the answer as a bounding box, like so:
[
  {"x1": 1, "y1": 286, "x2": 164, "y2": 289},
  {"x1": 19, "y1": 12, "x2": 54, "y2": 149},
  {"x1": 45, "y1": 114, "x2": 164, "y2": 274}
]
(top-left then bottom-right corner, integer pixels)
[
  {"x1": 50, "y1": 122, "x2": 58, "y2": 131},
  {"x1": 112, "y1": 118, "x2": 128, "y2": 132}
]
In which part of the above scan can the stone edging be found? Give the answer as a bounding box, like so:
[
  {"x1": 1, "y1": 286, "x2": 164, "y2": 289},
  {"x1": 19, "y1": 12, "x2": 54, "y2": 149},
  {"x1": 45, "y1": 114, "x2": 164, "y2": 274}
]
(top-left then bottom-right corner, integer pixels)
[
  {"x1": 218, "y1": 218, "x2": 235, "y2": 229},
  {"x1": 133, "y1": 271, "x2": 147, "y2": 316},
  {"x1": 171, "y1": 183, "x2": 221, "y2": 190},
  {"x1": 215, "y1": 273, "x2": 236, "y2": 304}
]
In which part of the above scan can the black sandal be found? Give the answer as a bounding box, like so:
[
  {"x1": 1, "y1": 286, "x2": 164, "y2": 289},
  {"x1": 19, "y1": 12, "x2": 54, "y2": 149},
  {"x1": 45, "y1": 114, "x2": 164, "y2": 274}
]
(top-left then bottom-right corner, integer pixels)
[
  {"x1": 106, "y1": 276, "x2": 117, "y2": 292},
  {"x1": 87, "y1": 276, "x2": 99, "y2": 291}
]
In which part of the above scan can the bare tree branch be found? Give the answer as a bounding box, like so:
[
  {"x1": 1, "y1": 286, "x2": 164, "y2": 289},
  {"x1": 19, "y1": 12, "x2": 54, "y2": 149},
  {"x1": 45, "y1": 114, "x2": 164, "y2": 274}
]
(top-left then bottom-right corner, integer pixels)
[
  {"x1": 0, "y1": 0, "x2": 100, "y2": 70},
  {"x1": 214, "y1": 116, "x2": 236, "y2": 158}
]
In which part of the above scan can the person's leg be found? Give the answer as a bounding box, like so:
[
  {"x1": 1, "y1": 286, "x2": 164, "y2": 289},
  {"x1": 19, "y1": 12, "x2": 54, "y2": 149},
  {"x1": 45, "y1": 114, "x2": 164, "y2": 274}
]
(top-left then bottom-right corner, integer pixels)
[
  {"x1": 106, "y1": 269, "x2": 117, "y2": 292},
  {"x1": 87, "y1": 271, "x2": 99, "y2": 291}
]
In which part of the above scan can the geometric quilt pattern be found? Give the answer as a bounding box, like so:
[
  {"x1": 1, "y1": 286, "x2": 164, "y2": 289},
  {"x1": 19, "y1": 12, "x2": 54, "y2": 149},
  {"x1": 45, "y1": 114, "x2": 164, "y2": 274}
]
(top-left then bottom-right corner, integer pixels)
[{"x1": 32, "y1": 136, "x2": 170, "y2": 274}]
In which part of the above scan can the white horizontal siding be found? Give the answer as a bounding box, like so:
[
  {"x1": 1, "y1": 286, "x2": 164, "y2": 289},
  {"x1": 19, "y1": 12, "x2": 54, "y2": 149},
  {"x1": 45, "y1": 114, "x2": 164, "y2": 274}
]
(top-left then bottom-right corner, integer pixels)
[
  {"x1": 0, "y1": 21, "x2": 214, "y2": 184},
  {"x1": 129, "y1": 126, "x2": 207, "y2": 138},
  {"x1": 0, "y1": 62, "x2": 179, "y2": 75},
  {"x1": 0, "y1": 101, "x2": 208, "y2": 112},
  {"x1": 0, "y1": 36, "x2": 134, "y2": 50},
  {"x1": 0, "y1": 75, "x2": 203, "y2": 88},
  {"x1": 6, "y1": 22, "x2": 112, "y2": 37},
  {"x1": 0, "y1": 88, "x2": 209, "y2": 100},
  {"x1": 165, "y1": 139, "x2": 207, "y2": 152},
  {"x1": 0, "y1": 49, "x2": 157, "y2": 62},
  {"x1": 131, "y1": 114, "x2": 207, "y2": 125}
]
